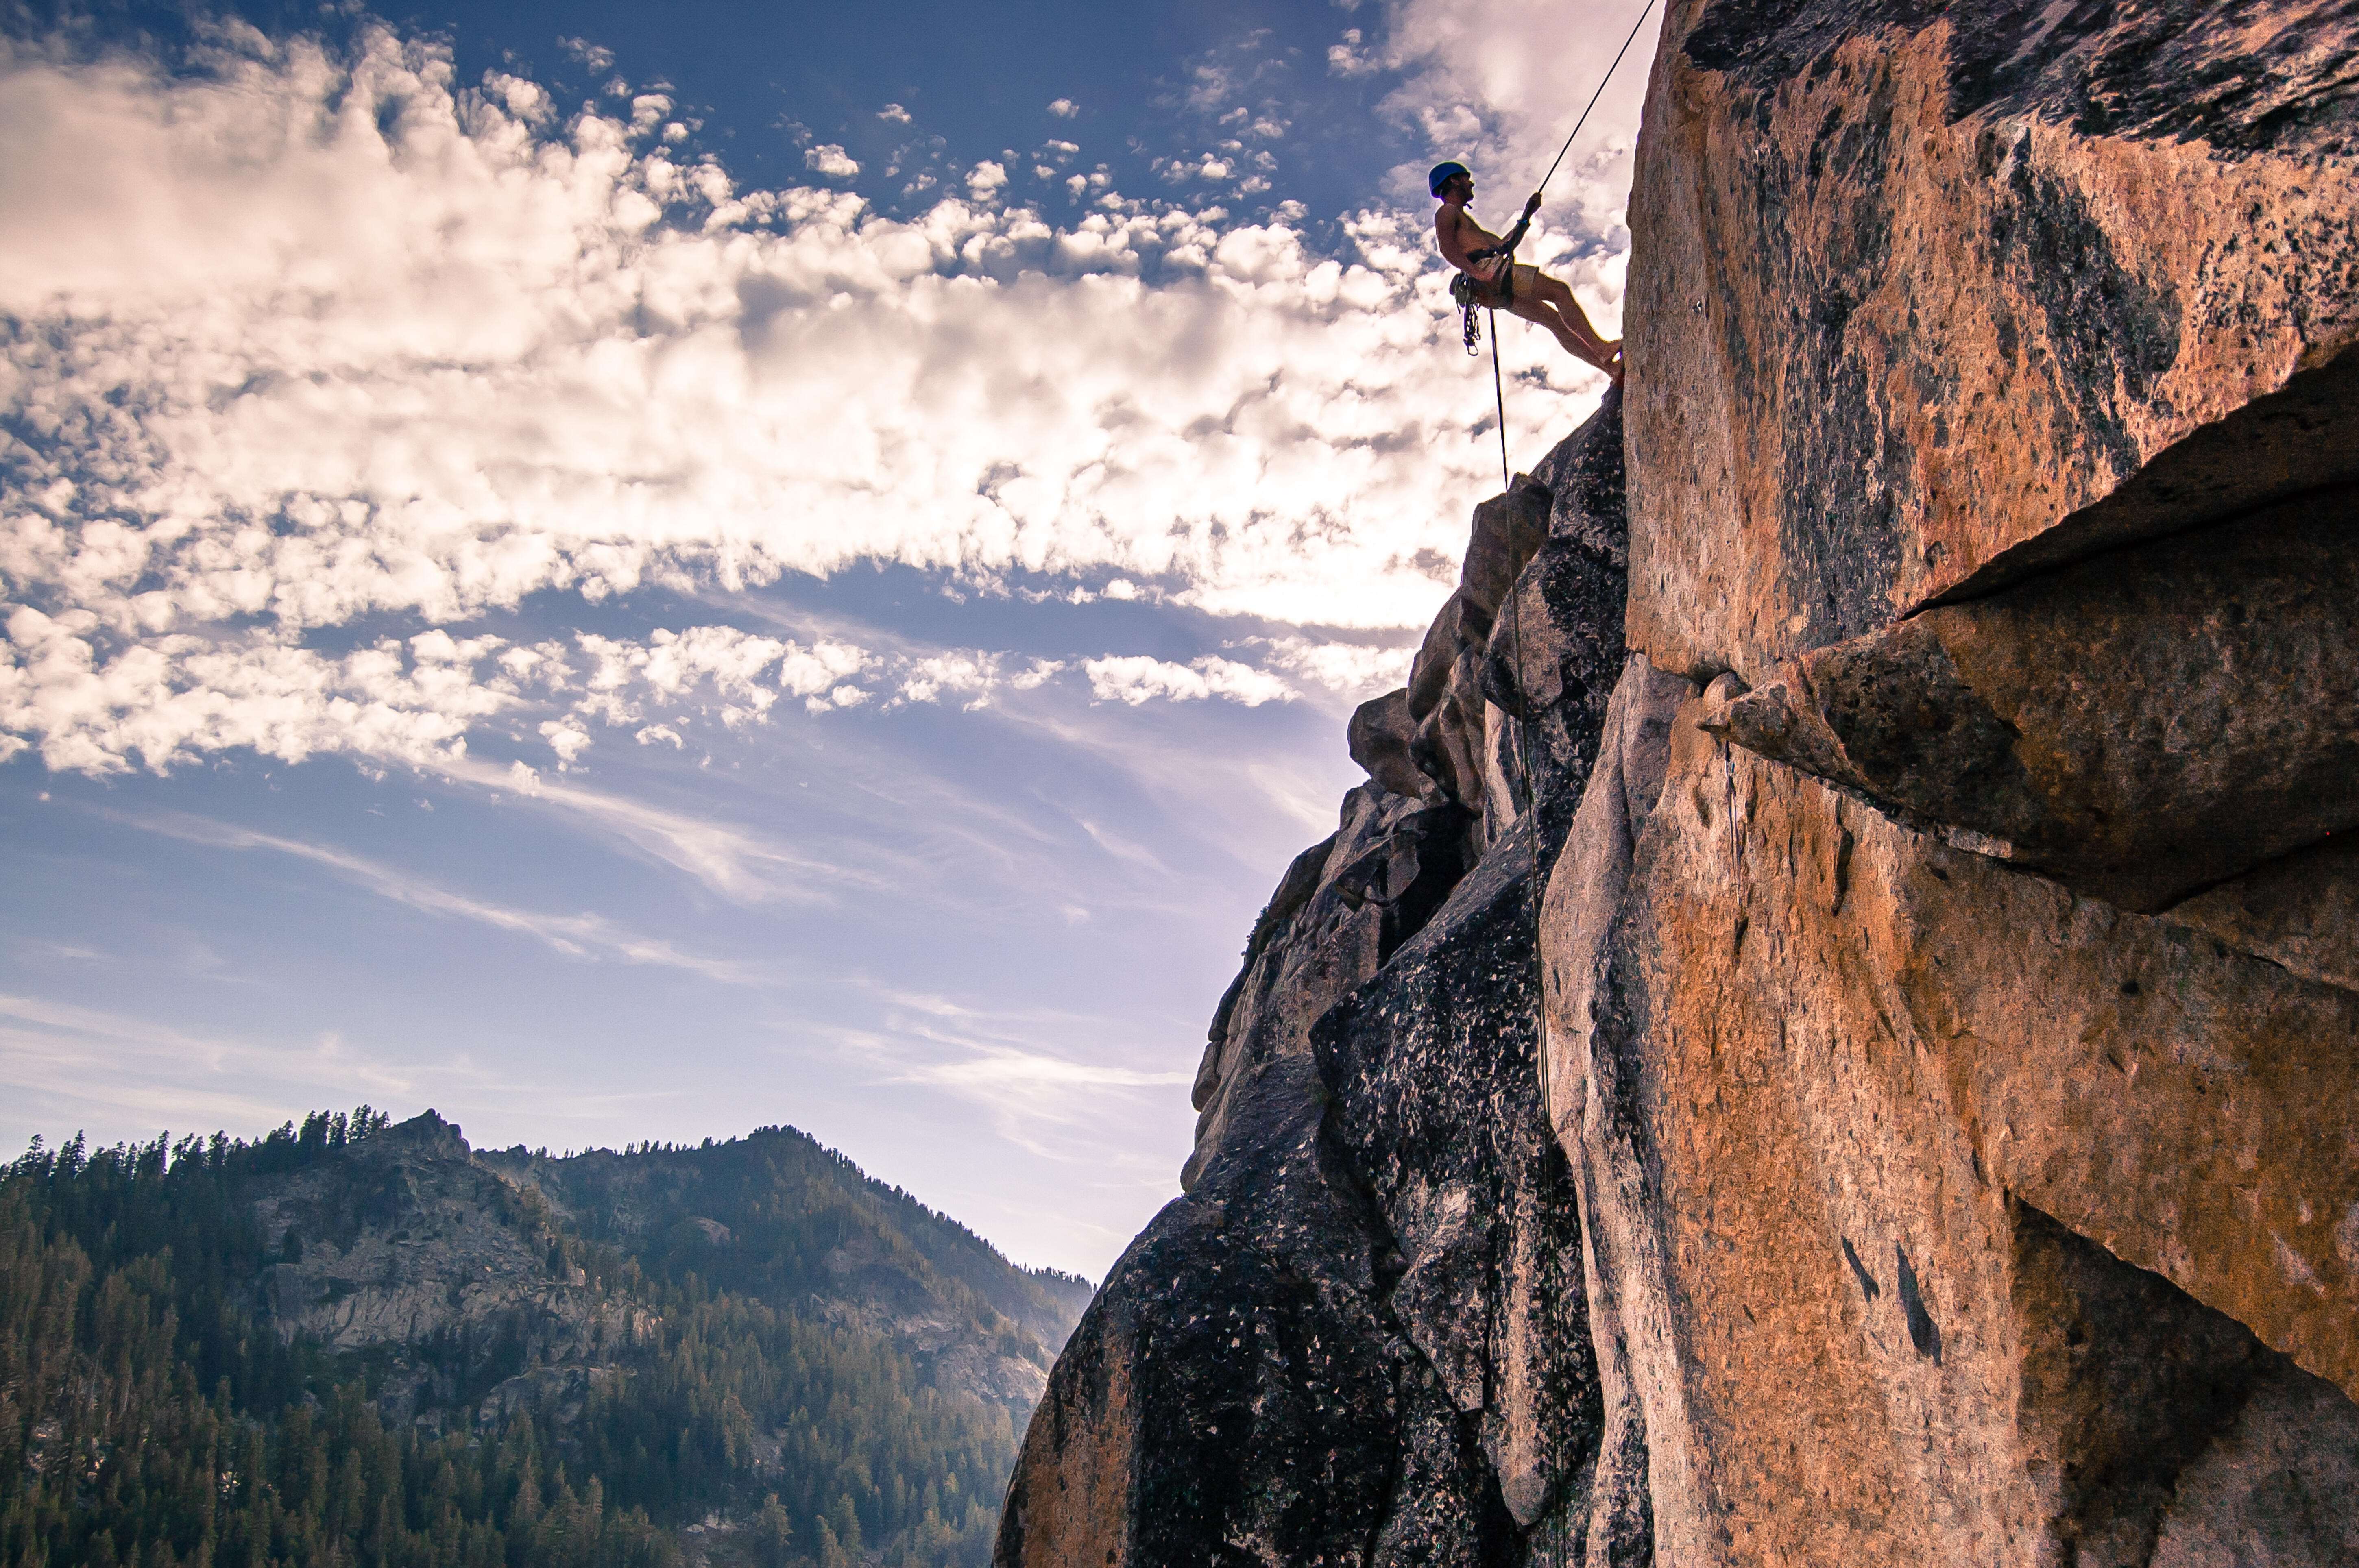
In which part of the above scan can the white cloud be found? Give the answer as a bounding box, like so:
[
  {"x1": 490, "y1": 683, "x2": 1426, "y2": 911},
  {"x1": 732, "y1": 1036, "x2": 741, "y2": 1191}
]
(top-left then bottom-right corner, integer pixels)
[
  {"x1": 0, "y1": 605, "x2": 515, "y2": 775},
  {"x1": 1083, "y1": 655, "x2": 1296, "y2": 708},
  {"x1": 540, "y1": 718, "x2": 592, "y2": 763},
  {"x1": 629, "y1": 94, "x2": 672, "y2": 134},
  {"x1": 1328, "y1": 28, "x2": 1380, "y2": 78},
  {"x1": 965, "y1": 158, "x2": 1008, "y2": 196},
  {"x1": 0, "y1": 22, "x2": 1621, "y2": 777},
  {"x1": 896, "y1": 651, "x2": 998, "y2": 708},
  {"x1": 877, "y1": 102, "x2": 911, "y2": 124},
  {"x1": 804, "y1": 142, "x2": 859, "y2": 178},
  {"x1": 880, "y1": 650, "x2": 1067, "y2": 710},
  {"x1": 1255, "y1": 635, "x2": 1416, "y2": 699},
  {"x1": 434, "y1": 751, "x2": 867, "y2": 901},
  {"x1": 574, "y1": 625, "x2": 795, "y2": 730},
  {"x1": 0, "y1": 605, "x2": 884, "y2": 775},
  {"x1": 874, "y1": 994, "x2": 1193, "y2": 1163},
  {"x1": 1370, "y1": 0, "x2": 1654, "y2": 233},
  {"x1": 0, "y1": 584, "x2": 1347, "y2": 777},
  {"x1": 1046, "y1": 98, "x2": 1078, "y2": 118},
  {"x1": 1011, "y1": 659, "x2": 1063, "y2": 690},
  {"x1": 774, "y1": 639, "x2": 875, "y2": 700},
  {"x1": 557, "y1": 37, "x2": 615, "y2": 75},
  {"x1": 912, "y1": 1042, "x2": 1189, "y2": 1100}
]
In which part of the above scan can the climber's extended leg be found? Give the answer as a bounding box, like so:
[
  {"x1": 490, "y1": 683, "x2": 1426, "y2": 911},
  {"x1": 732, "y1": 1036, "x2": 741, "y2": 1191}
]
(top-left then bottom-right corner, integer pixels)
[{"x1": 1507, "y1": 268, "x2": 1623, "y2": 383}]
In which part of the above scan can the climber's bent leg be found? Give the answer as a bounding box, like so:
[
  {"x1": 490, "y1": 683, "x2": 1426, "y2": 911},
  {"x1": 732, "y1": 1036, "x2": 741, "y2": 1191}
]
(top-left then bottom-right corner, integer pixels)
[
  {"x1": 1530, "y1": 272, "x2": 1622, "y2": 377},
  {"x1": 1506, "y1": 280, "x2": 1622, "y2": 381},
  {"x1": 1506, "y1": 293, "x2": 1585, "y2": 357}
]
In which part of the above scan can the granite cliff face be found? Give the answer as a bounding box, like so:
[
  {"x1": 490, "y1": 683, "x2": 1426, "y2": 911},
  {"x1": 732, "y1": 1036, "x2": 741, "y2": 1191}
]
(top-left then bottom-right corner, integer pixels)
[{"x1": 999, "y1": 3, "x2": 2359, "y2": 1563}]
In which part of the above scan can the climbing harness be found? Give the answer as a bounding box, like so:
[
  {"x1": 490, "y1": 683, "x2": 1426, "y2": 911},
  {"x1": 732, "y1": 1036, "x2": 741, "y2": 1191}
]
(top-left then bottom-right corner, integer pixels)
[{"x1": 1452, "y1": 255, "x2": 1517, "y2": 354}]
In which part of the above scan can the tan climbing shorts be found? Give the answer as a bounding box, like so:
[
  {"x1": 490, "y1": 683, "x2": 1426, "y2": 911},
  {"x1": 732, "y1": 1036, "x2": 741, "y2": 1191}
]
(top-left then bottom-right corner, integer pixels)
[{"x1": 1473, "y1": 262, "x2": 1537, "y2": 307}]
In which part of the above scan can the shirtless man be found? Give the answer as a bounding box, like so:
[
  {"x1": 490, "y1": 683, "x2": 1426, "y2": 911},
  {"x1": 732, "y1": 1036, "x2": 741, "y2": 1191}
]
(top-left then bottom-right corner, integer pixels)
[{"x1": 1430, "y1": 161, "x2": 1623, "y2": 383}]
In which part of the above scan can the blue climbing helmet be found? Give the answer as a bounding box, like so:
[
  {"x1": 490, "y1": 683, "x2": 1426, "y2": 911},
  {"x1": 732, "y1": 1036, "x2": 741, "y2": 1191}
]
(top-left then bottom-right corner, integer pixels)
[{"x1": 1428, "y1": 160, "x2": 1471, "y2": 197}]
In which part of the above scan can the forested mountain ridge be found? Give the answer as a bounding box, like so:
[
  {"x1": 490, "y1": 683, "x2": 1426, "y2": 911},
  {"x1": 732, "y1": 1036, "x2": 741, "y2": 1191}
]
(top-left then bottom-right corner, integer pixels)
[
  {"x1": 1, "y1": 1108, "x2": 1091, "y2": 1568},
  {"x1": 480, "y1": 1129, "x2": 1092, "y2": 1403}
]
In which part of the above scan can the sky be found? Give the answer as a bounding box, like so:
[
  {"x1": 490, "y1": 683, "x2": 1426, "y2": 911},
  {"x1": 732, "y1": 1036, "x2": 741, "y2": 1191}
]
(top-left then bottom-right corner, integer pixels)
[{"x1": 0, "y1": 0, "x2": 1655, "y2": 1278}]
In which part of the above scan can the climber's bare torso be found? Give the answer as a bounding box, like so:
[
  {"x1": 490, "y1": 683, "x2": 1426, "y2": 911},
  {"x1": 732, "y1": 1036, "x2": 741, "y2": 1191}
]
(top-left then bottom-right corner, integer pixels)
[
  {"x1": 1434, "y1": 201, "x2": 1513, "y2": 288},
  {"x1": 1433, "y1": 171, "x2": 1623, "y2": 383}
]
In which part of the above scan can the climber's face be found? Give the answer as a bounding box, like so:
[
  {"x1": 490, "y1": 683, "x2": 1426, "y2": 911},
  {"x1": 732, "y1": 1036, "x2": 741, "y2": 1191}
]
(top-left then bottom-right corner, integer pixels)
[{"x1": 1445, "y1": 172, "x2": 1474, "y2": 202}]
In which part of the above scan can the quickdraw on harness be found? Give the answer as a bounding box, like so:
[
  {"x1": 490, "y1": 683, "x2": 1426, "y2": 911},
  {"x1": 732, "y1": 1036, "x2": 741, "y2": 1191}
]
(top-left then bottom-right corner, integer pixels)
[
  {"x1": 1453, "y1": 272, "x2": 1486, "y2": 355},
  {"x1": 1452, "y1": 245, "x2": 1514, "y2": 356}
]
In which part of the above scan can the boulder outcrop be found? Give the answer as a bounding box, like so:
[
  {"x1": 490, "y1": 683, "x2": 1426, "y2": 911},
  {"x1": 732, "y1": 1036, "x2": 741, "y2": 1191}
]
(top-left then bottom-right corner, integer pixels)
[
  {"x1": 999, "y1": 2, "x2": 2359, "y2": 1563},
  {"x1": 1550, "y1": 3, "x2": 2359, "y2": 1560}
]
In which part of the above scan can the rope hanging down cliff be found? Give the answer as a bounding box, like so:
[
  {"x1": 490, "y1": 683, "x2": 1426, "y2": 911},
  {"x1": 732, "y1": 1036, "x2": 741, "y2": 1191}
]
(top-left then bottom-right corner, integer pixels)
[
  {"x1": 1477, "y1": 0, "x2": 1657, "y2": 1198},
  {"x1": 1475, "y1": 0, "x2": 1660, "y2": 1102},
  {"x1": 1460, "y1": 9, "x2": 1655, "y2": 1559}
]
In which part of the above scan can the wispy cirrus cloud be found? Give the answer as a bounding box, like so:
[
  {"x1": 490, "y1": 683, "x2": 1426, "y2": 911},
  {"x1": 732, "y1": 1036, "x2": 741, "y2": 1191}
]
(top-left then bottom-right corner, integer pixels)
[
  {"x1": 440, "y1": 754, "x2": 874, "y2": 903},
  {"x1": 108, "y1": 808, "x2": 770, "y2": 978},
  {"x1": 870, "y1": 989, "x2": 1194, "y2": 1163},
  {"x1": 0, "y1": 991, "x2": 425, "y2": 1138}
]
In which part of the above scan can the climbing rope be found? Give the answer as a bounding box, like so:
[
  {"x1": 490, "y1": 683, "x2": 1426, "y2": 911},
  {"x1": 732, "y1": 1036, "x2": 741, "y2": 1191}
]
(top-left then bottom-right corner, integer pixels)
[
  {"x1": 1498, "y1": 383, "x2": 1576, "y2": 1568},
  {"x1": 1452, "y1": 0, "x2": 1659, "y2": 366},
  {"x1": 1468, "y1": 9, "x2": 1658, "y2": 1561},
  {"x1": 1535, "y1": 0, "x2": 1661, "y2": 197},
  {"x1": 1490, "y1": 323, "x2": 1513, "y2": 492}
]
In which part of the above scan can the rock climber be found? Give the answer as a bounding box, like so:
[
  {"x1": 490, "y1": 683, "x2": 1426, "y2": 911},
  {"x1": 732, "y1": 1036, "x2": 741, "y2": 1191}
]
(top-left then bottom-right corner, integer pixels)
[{"x1": 1430, "y1": 161, "x2": 1623, "y2": 383}]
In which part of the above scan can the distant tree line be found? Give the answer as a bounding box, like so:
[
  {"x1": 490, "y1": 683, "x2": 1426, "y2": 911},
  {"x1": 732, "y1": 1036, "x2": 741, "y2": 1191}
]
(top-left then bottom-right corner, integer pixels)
[{"x1": 0, "y1": 1117, "x2": 1017, "y2": 1568}]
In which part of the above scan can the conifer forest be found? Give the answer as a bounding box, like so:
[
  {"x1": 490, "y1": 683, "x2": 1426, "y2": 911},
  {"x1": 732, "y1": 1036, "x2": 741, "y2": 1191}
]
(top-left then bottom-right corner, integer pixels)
[{"x1": 0, "y1": 1111, "x2": 1091, "y2": 1568}]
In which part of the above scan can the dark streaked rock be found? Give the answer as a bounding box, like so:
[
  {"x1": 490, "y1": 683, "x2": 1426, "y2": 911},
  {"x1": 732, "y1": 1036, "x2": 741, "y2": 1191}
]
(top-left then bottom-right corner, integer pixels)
[{"x1": 1001, "y1": 401, "x2": 1632, "y2": 1567}]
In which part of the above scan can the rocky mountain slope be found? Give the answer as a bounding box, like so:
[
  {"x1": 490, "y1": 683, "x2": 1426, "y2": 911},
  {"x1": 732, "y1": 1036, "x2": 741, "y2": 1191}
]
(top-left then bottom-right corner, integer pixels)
[
  {"x1": 4, "y1": 1108, "x2": 1088, "y2": 1567},
  {"x1": 996, "y1": 2, "x2": 2359, "y2": 1564},
  {"x1": 482, "y1": 1129, "x2": 1092, "y2": 1410},
  {"x1": 256, "y1": 1113, "x2": 1086, "y2": 1424}
]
